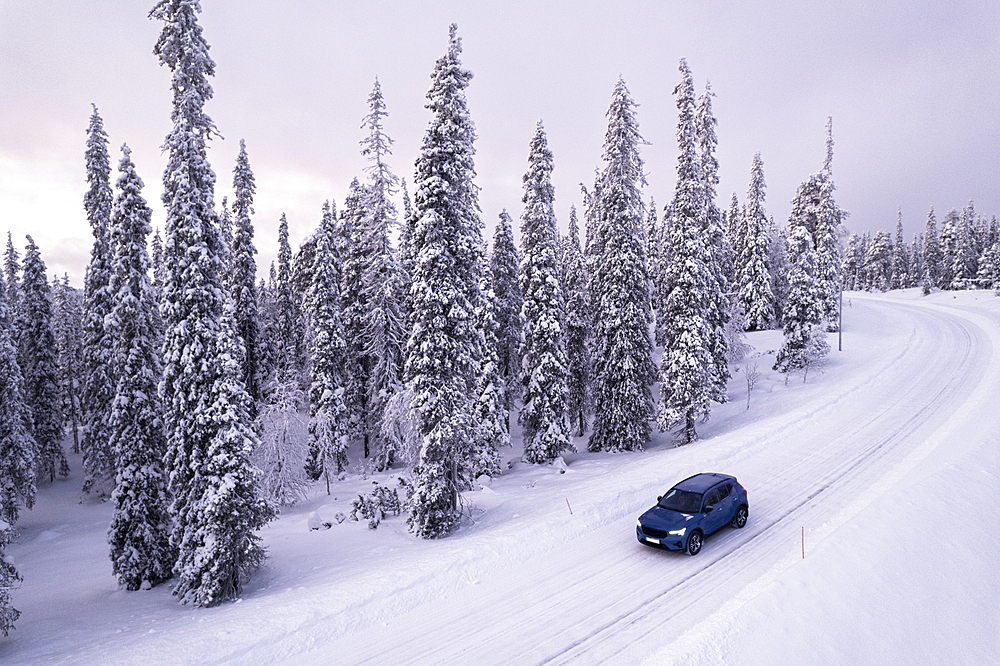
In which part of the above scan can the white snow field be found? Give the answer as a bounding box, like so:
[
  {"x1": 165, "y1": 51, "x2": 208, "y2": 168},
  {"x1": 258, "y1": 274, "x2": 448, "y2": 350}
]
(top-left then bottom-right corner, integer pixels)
[{"x1": 4, "y1": 289, "x2": 999, "y2": 665}]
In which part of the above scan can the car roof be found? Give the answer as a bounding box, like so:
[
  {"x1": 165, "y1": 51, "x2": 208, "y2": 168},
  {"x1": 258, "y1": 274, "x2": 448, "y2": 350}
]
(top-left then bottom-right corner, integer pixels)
[{"x1": 673, "y1": 472, "x2": 735, "y2": 493}]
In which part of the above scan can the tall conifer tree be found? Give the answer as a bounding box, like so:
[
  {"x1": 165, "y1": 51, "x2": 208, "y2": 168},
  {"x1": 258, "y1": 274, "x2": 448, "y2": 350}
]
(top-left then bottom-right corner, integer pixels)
[
  {"x1": 274, "y1": 213, "x2": 301, "y2": 383},
  {"x1": 891, "y1": 209, "x2": 909, "y2": 289},
  {"x1": 815, "y1": 119, "x2": 845, "y2": 329},
  {"x1": 695, "y1": 81, "x2": 731, "y2": 403},
  {"x1": 339, "y1": 179, "x2": 373, "y2": 456},
  {"x1": 81, "y1": 105, "x2": 117, "y2": 494},
  {"x1": 20, "y1": 236, "x2": 68, "y2": 481},
  {"x1": 738, "y1": 153, "x2": 774, "y2": 330},
  {"x1": 657, "y1": 60, "x2": 714, "y2": 444},
  {"x1": 0, "y1": 270, "x2": 35, "y2": 524},
  {"x1": 774, "y1": 224, "x2": 829, "y2": 376},
  {"x1": 51, "y1": 274, "x2": 84, "y2": 454},
  {"x1": 151, "y1": 0, "x2": 273, "y2": 606},
  {"x1": 405, "y1": 25, "x2": 487, "y2": 537},
  {"x1": 490, "y1": 210, "x2": 522, "y2": 429},
  {"x1": 305, "y1": 201, "x2": 349, "y2": 490},
  {"x1": 518, "y1": 122, "x2": 570, "y2": 464},
  {"x1": 561, "y1": 206, "x2": 592, "y2": 438},
  {"x1": 230, "y1": 140, "x2": 261, "y2": 410},
  {"x1": 2, "y1": 235, "x2": 19, "y2": 335},
  {"x1": 359, "y1": 79, "x2": 406, "y2": 464},
  {"x1": 588, "y1": 78, "x2": 654, "y2": 453},
  {"x1": 922, "y1": 208, "x2": 943, "y2": 290},
  {"x1": 105, "y1": 145, "x2": 174, "y2": 590}
]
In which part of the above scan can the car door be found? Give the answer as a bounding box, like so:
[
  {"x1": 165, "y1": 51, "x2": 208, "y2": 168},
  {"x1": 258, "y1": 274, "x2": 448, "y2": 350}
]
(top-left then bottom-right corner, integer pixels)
[
  {"x1": 701, "y1": 487, "x2": 728, "y2": 535},
  {"x1": 717, "y1": 482, "x2": 736, "y2": 522}
]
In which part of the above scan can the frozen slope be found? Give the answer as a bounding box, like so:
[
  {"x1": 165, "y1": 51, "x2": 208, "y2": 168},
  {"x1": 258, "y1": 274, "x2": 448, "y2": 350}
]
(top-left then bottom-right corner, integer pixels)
[{"x1": 4, "y1": 290, "x2": 999, "y2": 665}]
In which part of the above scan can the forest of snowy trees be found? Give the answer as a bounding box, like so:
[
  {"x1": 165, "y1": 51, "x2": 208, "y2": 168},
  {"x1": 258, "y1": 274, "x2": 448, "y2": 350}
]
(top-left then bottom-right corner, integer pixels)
[
  {"x1": 2, "y1": 0, "x2": 996, "y2": 633},
  {"x1": 843, "y1": 202, "x2": 1000, "y2": 295}
]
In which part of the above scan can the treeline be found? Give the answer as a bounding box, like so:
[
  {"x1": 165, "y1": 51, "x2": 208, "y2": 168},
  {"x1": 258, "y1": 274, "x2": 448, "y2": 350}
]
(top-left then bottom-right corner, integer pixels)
[
  {"x1": 844, "y1": 204, "x2": 1000, "y2": 293},
  {"x1": 0, "y1": 2, "x2": 850, "y2": 627}
]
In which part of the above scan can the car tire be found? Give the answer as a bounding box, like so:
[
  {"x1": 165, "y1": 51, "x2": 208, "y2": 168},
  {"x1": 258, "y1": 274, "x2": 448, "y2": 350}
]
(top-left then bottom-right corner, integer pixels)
[
  {"x1": 686, "y1": 530, "x2": 703, "y2": 556},
  {"x1": 732, "y1": 505, "x2": 748, "y2": 529}
]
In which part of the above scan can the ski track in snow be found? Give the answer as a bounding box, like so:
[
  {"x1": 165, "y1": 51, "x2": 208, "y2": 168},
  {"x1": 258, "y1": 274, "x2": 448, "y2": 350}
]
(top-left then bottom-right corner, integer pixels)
[{"x1": 3, "y1": 290, "x2": 999, "y2": 665}]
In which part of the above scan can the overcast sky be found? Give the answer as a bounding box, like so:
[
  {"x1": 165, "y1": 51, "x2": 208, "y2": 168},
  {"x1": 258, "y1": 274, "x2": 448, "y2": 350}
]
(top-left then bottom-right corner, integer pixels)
[{"x1": 2, "y1": 0, "x2": 998, "y2": 286}]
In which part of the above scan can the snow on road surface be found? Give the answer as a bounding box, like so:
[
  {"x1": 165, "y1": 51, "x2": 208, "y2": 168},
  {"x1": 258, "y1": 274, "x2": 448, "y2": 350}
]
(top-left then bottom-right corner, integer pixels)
[{"x1": 4, "y1": 289, "x2": 999, "y2": 665}]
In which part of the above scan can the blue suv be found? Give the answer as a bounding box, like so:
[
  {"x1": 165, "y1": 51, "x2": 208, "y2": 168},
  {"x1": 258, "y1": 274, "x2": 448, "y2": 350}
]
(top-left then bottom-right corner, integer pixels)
[{"x1": 636, "y1": 473, "x2": 748, "y2": 555}]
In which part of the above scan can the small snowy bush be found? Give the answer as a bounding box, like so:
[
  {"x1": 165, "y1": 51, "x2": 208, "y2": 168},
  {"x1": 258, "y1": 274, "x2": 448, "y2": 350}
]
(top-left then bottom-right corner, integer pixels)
[{"x1": 350, "y1": 480, "x2": 406, "y2": 529}]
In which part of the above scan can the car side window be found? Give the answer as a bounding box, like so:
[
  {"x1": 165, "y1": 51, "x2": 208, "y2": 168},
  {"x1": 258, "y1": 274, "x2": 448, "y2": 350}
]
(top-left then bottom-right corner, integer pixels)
[
  {"x1": 718, "y1": 484, "x2": 731, "y2": 500},
  {"x1": 703, "y1": 489, "x2": 720, "y2": 511}
]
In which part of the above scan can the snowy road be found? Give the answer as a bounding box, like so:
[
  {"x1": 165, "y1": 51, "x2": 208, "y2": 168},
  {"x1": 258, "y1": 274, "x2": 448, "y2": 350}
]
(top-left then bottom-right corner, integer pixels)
[
  {"x1": 300, "y1": 293, "x2": 997, "y2": 665},
  {"x1": 6, "y1": 291, "x2": 999, "y2": 665}
]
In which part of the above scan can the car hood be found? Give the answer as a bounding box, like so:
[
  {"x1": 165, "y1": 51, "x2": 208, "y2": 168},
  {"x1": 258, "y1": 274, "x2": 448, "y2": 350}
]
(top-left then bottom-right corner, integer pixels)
[{"x1": 639, "y1": 505, "x2": 699, "y2": 531}]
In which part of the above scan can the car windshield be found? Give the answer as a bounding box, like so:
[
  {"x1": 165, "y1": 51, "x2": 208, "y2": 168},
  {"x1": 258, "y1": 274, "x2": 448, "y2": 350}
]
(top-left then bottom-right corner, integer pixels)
[{"x1": 658, "y1": 488, "x2": 703, "y2": 514}]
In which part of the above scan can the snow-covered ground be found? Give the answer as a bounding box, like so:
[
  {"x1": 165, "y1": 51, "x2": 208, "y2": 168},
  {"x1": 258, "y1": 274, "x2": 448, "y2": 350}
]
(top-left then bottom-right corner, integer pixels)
[{"x1": 4, "y1": 289, "x2": 999, "y2": 665}]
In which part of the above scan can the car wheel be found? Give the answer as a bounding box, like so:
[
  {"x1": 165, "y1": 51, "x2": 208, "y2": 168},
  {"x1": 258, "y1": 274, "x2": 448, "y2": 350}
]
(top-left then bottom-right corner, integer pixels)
[
  {"x1": 686, "y1": 530, "x2": 703, "y2": 556},
  {"x1": 732, "y1": 505, "x2": 748, "y2": 529}
]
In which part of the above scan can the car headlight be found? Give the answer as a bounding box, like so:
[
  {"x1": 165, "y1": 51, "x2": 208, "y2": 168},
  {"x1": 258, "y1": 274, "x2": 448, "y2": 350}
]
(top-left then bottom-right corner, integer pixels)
[
  {"x1": 637, "y1": 519, "x2": 643, "y2": 528},
  {"x1": 668, "y1": 527, "x2": 686, "y2": 536}
]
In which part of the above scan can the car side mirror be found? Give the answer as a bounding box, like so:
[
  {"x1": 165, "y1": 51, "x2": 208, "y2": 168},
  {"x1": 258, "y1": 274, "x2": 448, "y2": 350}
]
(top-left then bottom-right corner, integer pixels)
[{"x1": 657, "y1": 496, "x2": 662, "y2": 502}]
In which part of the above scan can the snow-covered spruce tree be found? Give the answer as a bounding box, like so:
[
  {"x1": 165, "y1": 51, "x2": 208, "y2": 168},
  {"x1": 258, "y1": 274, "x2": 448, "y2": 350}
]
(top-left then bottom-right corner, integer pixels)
[
  {"x1": 842, "y1": 233, "x2": 865, "y2": 291},
  {"x1": 695, "y1": 80, "x2": 731, "y2": 404},
  {"x1": 518, "y1": 121, "x2": 570, "y2": 464},
  {"x1": 727, "y1": 193, "x2": 743, "y2": 278},
  {"x1": 305, "y1": 200, "x2": 349, "y2": 491},
  {"x1": 738, "y1": 153, "x2": 774, "y2": 330},
  {"x1": 229, "y1": 140, "x2": 261, "y2": 411},
  {"x1": 20, "y1": 236, "x2": 68, "y2": 482},
  {"x1": 405, "y1": 24, "x2": 487, "y2": 537},
  {"x1": 588, "y1": 77, "x2": 655, "y2": 453},
  {"x1": 0, "y1": 270, "x2": 35, "y2": 525},
  {"x1": 863, "y1": 230, "x2": 892, "y2": 292},
  {"x1": 922, "y1": 208, "x2": 942, "y2": 291},
  {"x1": 909, "y1": 234, "x2": 924, "y2": 290},
  {"x1": 815, "y1": 118, "x2": 845, "y2": 330},
  {"x1": 274, "y1": 212, "x2": 303, "y2": 383},
  {"x1": 3, "y1": 235, "x2": 20, "y2": 337},
  {"x1": 151, "y1": 0, "x2": 273, "y2": 607},
  {"x1": 774, "y1": 223, "x2": 829, "y2": 379},
  {"x1": 657, "y1": 60, "x2": 714, "y2": 444},
  {"x1": 52, "y1": 274, "x2": 84, "y2": 454},
  {"x1": 256, "y1": 265, "x2": 280, "y2": 385},
  {"x1": 652, "y1": 201, "x2": 674, "y2": 347},
  {"x1": 977, "y1": 242, "x2": 1000, "y2": 292},
  {"x1": 80, "y1": 104, "x2": 117, "y2": 495},
  {"x1": 290, "y1": 234, "x2": 316, "y2": 376},
  {"x1": 359, "y1": 79, "x2": 407, "y2": 466},
  {"x1": 939, "y1": 209, "x2": 960, "y2": 290},
  {"x1": 105, "y1": 144, "x2": 174, "y2": 591},
  {"x1": 472, "y1": 272, "x2": 506, "y2": 478},
  {"x1": 339, "y1": 179, "x2": 373, "y2": 456},
  {"x1": 490, "y1": 210, "x2": 522, "y2": 429},
  {"x1": 561, "y1": 205, "x2": 592, "y2": 438},
  {"x1": 0, "y1": 509, "x2": 20, "y2": 636},
  {"x1": 952, "y1": 201, "x2": 978, "y2": 290},
  {"x1": 891, "y1": 209, "x2": 909, "y2": 290}
]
